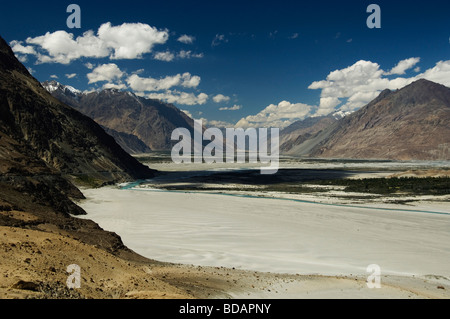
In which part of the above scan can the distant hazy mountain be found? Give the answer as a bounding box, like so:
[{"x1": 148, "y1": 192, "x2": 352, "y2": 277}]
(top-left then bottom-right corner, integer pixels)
[
  {"x1": 280, "y1": 115, "x2": 339, "y2": 153},
  {"x1": 42, "y1": 81, "x2": 195, "y2": 152},
  {"x1": 285, "y1": 79, "x2": 450, "y2": 160}
]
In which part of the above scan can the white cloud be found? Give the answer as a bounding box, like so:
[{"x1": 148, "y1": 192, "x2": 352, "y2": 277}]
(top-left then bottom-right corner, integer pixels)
[
  {"x1": 87, "y1": 63, "x2": 124, "y2": 84},
  {"x1": 236, "y1": 101, "x2": 312, "y2": 129},
  {"x1": 308, "y1": 58, "x2": 450, "y2": 116},
  {"x1": 26, "y1": 30, "x2": 109, "y2": 64},
  {"x1": 97, "y1": 22, "x2": 169, "y2": 59},
  {"x1": 22, "y1": 22, "x2": 168, "y2": 64},
  {"x1": 65, "y1": 73, "x2": 77, "y2": 79},
  {"x1": 85, "y1": 62, "x2": 95, "y2": 69},
  {"x1": 213, "y1": 94, "x2": 231, "y2": 103},
  {"x1": 50, "y1": 74, "x2": 58, "y2": 79},
  {"x1": 219, "y1": 104, "x2": 242, "y2": 111},
  {"x1": 177, "y1": 35, "x2": 195, "y2": 44},
  {"x1": 127, "y1": 72, "x2": 200, "y2": 92},
  {"x1": 181, "y1": 73, "x2": 201, "y2": 88},
  {"x1": 10, "y1": 40, "x2": 37, "y2": 55},
  {"x1": 132, "y1": 68, "x2": 145, "y2": 75},
  {"x1": 386, "y1": 57, "x2": 420, "y2": 75},
  {"x1": 202, "y1": 118, "x2": 234, "y2": 128},
  {"x1": 10, "y1": 40, "x2": 37, "y2": 63},
  {"x1": 146, "y1": 90, "x2": 208, "y2": 105},
  {"x1": 178, "y1": 50, "x2": 204, "y2": 59},
  {"x1": 416, "y1": 60, "x2": 450, "y2": 87},
  {"x1": 181, "y1": 109, "x2": 194, "y2": 118},
  {"x1": 153, "y1": 51, "x2": 175, "y2": 62},
  {"x1": 153, "y1": 50, "x2": 203, "y2": 61},
  {"x1": 289, "y1": 33, "x2": 299, "y2": 39},
  {"x1": 309, "y1": 60, "x2": 409, "y2": 114},
  {"x1": 212, "y1": 34, "x2": 228, "y2": 47},
  {"x1": 17, "y1": 55, "x2": 28, "y2": 63},
  {"x1": 102, "y1": 82, "x2": 127, "y2": 90},
  {"x1": 210, "y1": 57, "x2": 450, "y2": 129},
  {"x1": 315, "y1": 97, "x2": 341, "y2": 116}
]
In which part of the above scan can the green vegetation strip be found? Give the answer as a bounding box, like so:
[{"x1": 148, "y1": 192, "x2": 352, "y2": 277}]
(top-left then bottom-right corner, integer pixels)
[{"x1": 312, "y1": 177, "x2": 450, "y2": 196}]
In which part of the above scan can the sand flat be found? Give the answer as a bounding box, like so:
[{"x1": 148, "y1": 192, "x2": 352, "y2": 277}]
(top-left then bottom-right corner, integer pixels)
[{"x1": 77, "y1": 187, "x2": 450, "y2": 291}]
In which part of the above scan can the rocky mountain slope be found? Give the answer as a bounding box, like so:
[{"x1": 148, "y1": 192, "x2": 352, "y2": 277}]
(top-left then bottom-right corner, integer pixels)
[
  {"x1": 43, "y1": 81, "x2": 195, "y2": 152},
  {"x1": 0, "y1": 35, "x2": 155, "y2": 257},
  {"x1": 0, "y1": 39, "x2": 155, "y2": 182},
  {"x1": 285, "y1": 79, "x2": 450, "y2": 160},
  {"x1": 280, "y1": 115, "x2": 338, "y2": 153}
]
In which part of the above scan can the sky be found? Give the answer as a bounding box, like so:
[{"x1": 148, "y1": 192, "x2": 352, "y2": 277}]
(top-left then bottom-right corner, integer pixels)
[{"x1": 1, "y1": 0, "x2": 450, "y2": 129}]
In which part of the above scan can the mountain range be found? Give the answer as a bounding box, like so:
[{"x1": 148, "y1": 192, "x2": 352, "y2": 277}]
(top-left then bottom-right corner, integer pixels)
[
  {"x1": 281, "y1": 79, "x2": 450, "y2": 160},
  {"x1": 42, "y1": 80, "x2": 195, "y2": 153}
]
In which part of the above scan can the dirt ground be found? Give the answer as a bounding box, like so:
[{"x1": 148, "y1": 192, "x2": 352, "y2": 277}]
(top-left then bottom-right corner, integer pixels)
[{"x1": 1, "y1": 225, "x2": 449, "y2": 299}]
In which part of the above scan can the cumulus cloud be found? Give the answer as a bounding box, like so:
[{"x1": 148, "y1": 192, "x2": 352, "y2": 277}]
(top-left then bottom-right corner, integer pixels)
[
  {"x1": 315, "y1": 97, "x2": 341, "y2": 116},
  {"x1": 308, "y1": 58, "x2": 450, "y2": 115},
  {"x1": 87, "y1": 63, "x2": 124, "y2": 84},
  {"x1": 126, "y1": 72, "x2": 200, "y2": 92},
  {"x1": 308, "y1": 60, "x2": 412, "y2": 114},
  {"x1": 153, "y1": 51, "x2": 175, "y2": 62},
  {"x1": 213, "y1": 94, "x2": 230, "y2": 103},
  {"x1": 219, "y1": 105, "x2": 242, "y2": 111},
  {"x1": 20, "y1": 22, "x2": 168, "y2": 64},
  {"x1": 65, "y1": 73, "x2": 77, "y2": 79},
  {"x1": 10, "y1": 40, "x2": 37, "y2": 55},
  {"x1": 385, "y1": 57, "x2": 420, "y2": 75},
  {"x1": 222, "y1": 57, "x2": 450, "y2": 128},
  {"x1": 50, "y1": 74, "x2": 58, "y2": 79},
  {"x1": 146, "y1": 90, "x2": 208, "y2": 105},
  {"x1": 102, "y1": 82, "x2": 128, "y2": 90},
  {"x1": 416, "y1": 60, "x2": 450, "y2": 86},
  {"x1": 177, "y1": 35, "x2": 195, "y2": 44},
  {"x1": 235, "y1": 101, "x2": 312, "y2": 129}
]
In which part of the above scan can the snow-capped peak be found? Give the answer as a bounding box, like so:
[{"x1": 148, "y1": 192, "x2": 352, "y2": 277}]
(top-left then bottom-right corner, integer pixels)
[
  {"x1": 332, "y1": 110, "x2": 353, "y2": 120},
  {"x1": 65, "y1": 85, "x2": 81, "y2": 95},
  {"x1": 42, "y1": 80, "x2": 81, "y2": 96}
]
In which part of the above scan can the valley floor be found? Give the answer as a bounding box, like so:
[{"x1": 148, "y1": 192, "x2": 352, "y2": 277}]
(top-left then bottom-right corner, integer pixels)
[
  {"x1": 2, "y1": 160, "x2": 449, "y2": 299},
  {"x1": 73, "y1": 182, "x2": 450, "y2": 299},
  {"x1": 1, "y1": 225, "x2": 449, "y2": 299}
]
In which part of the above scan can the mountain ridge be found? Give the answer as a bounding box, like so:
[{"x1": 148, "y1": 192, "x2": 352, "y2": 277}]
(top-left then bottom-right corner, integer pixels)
[
  {"x1": 42, "y1": 80, "x2": 195, "y2": 152},
  {"x1": 285, "y1": 79, "x2": 450, "y2": 160}
]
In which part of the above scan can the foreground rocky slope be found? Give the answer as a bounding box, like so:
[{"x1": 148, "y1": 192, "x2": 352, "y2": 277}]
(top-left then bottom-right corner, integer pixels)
[{"x1": 0, "y1": 34, "x2": 157, "y2": 258}]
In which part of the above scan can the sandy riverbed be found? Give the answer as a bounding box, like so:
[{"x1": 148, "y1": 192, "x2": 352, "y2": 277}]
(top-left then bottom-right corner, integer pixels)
[{"x1": 75, "y1": 186, "x2": 450, "y2": 299}]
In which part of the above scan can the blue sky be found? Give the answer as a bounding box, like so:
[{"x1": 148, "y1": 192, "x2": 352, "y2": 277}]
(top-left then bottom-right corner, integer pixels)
[{"x1": 1, "y1": 0, "x2": 450, "y2": 128}]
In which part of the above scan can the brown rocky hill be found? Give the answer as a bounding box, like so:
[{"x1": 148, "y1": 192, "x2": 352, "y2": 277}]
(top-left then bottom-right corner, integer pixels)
[
  {"x1": 0, "y1": 38, "x2": 155, "y2": 182},
  {"x1": 286, "y1": 79, "x2": 450, "y2": 160},
  {"x1": 43, "y1": 81, "x2": 195, "y2": 151},
  {"x1": 0, "y1": 35, "x2": 155, "y2": 255}
]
